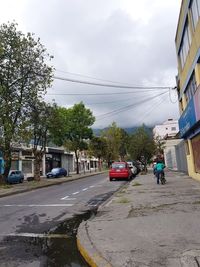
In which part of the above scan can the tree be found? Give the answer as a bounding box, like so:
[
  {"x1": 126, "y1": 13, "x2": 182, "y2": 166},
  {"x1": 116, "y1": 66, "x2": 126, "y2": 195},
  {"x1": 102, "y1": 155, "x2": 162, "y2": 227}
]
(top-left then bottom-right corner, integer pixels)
[
  {"x1": 51, "y1": 102, "x2": 95, "y2": 174},
  {"x1": 102, "y1": 122, "x2": 122, "y2": 166},
  {"x1": 28, "y1": 101, "x2": 56, "y2": 181},
  {"x1": 154, "y1": 135, "x2": 166, "y2": 158},
  {"x1": 119, "y1": 128, "x2": 129, "y2": 160},
  {"x1": 0, "y1": 22, "x2": 53, "y2": 183},
  {"x1": 128, "y1": 126, "x2": 155, "y2": 167},
  {"x1": 89, "y1": 136, "x2": 108, "y2": 171}
]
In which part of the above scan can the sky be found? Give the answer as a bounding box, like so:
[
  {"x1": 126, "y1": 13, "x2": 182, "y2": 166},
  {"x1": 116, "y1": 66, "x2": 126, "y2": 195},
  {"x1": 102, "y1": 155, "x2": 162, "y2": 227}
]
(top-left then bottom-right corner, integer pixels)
[{"x1": 0, "y1": 0, "x2": 182, "y2": 129}]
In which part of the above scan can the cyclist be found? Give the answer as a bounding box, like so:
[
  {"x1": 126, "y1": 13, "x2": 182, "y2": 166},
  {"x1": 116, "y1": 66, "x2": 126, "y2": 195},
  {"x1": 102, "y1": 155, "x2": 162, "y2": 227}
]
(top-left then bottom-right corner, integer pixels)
[{"x1": 155, "y1": 160, "x2": 165, "y2": 184}]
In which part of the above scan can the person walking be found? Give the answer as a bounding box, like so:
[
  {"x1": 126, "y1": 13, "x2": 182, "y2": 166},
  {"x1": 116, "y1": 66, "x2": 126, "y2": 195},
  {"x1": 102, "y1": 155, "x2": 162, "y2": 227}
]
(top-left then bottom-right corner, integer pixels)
[{"x1": 155, "y1": 160, "x2": 165, "y2": 184}]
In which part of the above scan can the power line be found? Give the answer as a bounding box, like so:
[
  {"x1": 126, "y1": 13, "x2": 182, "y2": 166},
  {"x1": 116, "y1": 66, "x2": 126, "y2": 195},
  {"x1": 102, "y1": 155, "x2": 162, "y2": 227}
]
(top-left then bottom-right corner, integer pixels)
[
  {"x1": 135, "y1": 96, "x2": 167, "y2": 125},
  {"x1": 53, "y1": 75, "x2": 172, "y2": 90},
  {"x1": 55, "y1": 69, "x2": 134, "y2": 86},
  {"x1": 47, "y1": 89, "x2": 168, "y2": 96},
  {"x1": 95, "y1": 91, "x2": 168, "y2": 121}
]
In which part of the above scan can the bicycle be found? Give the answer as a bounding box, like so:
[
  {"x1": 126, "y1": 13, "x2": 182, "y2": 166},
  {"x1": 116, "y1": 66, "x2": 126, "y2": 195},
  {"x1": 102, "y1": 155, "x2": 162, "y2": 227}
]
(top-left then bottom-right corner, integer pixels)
[{"x1": 159, "y1": 171, "x2": 166, "y2": 185}]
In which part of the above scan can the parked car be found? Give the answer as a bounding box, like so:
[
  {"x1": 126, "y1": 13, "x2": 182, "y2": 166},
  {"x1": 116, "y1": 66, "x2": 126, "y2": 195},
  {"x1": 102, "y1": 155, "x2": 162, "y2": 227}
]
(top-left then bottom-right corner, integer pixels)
[
  {"x1": 109, "y1": 162, "x2": 132, "y2": 181},
  {"x1": 6, "y1": 170, "x2": 24, "y2": 184},
  {"x1": 127, "y1": 161, "x2": 137, "y2": 177},
  {"x1": 46, "y1": 167, "x2": 67, "y2": 178},
  {"x1": 132, "y1": 160, "x2": 142, "y2": 175}
]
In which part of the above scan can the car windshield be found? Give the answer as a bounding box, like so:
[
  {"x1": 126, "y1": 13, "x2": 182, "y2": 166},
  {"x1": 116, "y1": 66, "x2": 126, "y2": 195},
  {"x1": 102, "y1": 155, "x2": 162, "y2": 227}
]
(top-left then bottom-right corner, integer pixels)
[
  {"x1": 112, "y1": 163, "x2": 126, "y2": 169},
  {"x1": 51, "y1": 168, "x2": 60, "y2": 174}
]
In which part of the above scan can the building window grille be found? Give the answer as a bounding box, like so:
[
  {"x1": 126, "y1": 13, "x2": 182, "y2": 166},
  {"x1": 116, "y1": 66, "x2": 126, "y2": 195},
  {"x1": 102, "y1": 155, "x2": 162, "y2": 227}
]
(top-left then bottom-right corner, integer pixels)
[
  {"x1": 179, "y1": 21, "x2": 191, "y2": 69},
  {"x1": 185, "y1": 72, "x2": 197, "y2": 103},
  {"x1": 191, "y1": 0, "x2": 200, "y2": 29}
]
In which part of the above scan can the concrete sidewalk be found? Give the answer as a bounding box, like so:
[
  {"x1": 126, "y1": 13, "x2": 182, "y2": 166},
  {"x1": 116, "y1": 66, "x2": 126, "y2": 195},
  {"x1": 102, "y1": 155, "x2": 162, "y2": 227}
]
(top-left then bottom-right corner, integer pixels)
[
  {"x1": 0, "y1": 170, "x2": 105, "y2": 198},
  {"x1": 77, "y1": 170, "x2": 200, "y2": 267}
]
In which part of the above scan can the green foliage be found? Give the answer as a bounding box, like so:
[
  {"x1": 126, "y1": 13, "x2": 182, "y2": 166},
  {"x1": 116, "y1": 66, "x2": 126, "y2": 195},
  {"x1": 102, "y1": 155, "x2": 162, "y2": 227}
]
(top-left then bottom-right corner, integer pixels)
[
  {"x1": 50, "y1": 102, "x2": 95, "y2": 174},
  {"x1": 89, "y1": 136, "x2": 108, "y2": 160},
  {"x1": 27, "y1": 101, "x2": 56, "y2": 180},
  {"x1": 128, "y1": 126, "x2": 155, "y2": 162},
  {"x1": 0, "y1": 22, "x2": 54, "y2": 181},
  {"x1": 101, "y1": 122, "x2": 122, "y2": 163}
]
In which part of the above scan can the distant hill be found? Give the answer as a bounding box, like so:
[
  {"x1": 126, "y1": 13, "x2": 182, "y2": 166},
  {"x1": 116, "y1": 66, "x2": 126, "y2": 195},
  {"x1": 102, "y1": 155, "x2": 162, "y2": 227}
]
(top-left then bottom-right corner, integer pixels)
[{"x1": 92, "y1": 125, "x2": 153, "y2": 137}]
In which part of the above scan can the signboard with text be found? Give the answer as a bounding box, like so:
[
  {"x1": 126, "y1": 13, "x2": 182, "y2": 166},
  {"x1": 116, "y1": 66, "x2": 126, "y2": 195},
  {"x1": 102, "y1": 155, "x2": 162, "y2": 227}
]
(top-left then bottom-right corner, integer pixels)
[{"x1": 179, "y1": 98, "x2": 197, "y2": 138}]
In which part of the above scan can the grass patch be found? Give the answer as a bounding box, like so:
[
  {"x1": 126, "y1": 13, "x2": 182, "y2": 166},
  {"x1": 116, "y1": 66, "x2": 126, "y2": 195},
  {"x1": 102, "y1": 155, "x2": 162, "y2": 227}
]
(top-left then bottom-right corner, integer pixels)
[
  {"x1": 116, "y1": 197, "x2": 130, "y2": 203},
  {"x1": 132, "y1": 181, "x2": 142, "y2": 186},
  {"x1": 0, "y1": 184, "x2": 12, "y2": 189}
]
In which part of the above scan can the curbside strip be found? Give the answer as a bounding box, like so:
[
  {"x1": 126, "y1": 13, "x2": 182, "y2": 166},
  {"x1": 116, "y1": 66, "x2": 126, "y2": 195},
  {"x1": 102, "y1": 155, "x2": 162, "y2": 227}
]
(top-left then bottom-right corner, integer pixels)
[{"x1": 77, "y1": 221, "x2": 112, "y2": 267}]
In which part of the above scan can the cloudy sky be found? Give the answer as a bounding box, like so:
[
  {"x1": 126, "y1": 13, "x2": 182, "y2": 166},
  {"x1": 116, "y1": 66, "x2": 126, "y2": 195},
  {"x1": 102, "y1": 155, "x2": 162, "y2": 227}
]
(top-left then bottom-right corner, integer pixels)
[{"x1": 1, "y1": 0, "x2": 182, "y2": 129}]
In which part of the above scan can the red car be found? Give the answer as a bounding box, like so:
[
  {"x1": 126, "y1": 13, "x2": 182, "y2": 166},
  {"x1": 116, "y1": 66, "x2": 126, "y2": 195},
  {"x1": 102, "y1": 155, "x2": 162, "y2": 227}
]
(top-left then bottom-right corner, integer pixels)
[{"x1": 109, "y1": 162, "x2": 132, "y2": 181}]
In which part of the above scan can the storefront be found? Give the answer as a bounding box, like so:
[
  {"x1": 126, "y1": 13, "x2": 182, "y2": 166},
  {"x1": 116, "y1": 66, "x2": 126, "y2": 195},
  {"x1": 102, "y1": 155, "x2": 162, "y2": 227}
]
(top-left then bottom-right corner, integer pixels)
[
  {"x1": 179, "y1": 85, "x2": 200, "y2": 179},
  {"x1": 45, "y1": 148, "x2": 64, "y2": 173}
]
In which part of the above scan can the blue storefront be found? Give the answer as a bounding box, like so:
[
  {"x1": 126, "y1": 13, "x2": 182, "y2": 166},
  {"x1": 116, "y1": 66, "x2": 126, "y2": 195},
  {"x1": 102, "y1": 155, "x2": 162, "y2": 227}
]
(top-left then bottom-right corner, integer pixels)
[
  {"x1": 179, "y1": 87, "x2": 200, "y2": 174},
  {"x1": 179, "y1": 98, "x2": 197, "y2": 139}
]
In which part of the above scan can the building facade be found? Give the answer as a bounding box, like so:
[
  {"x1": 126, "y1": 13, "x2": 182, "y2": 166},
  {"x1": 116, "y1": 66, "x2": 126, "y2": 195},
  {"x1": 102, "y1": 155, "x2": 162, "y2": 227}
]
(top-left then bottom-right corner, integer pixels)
[
  {"x1": 153, "y1": 119, "x2": 179, "y2": 139},
  {"x1": 175, "y1": 0, "x2": 200, "y2": 180}
]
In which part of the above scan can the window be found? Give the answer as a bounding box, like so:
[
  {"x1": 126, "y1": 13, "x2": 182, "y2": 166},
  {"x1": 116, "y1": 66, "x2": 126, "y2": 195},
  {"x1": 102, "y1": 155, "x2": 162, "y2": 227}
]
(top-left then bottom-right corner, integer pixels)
[
  {"x1": 191, "y1": 0, "x2": 199, "y2": 28},
  {"x1": 171, "y1": 127, "x2": 176, "y2": 131},
  {"x1": 179, "y1": 22, "x2": 191, "y2": 68},
  {"x1": 185, "y1": 72, "x2": 197, "y2": 103}
]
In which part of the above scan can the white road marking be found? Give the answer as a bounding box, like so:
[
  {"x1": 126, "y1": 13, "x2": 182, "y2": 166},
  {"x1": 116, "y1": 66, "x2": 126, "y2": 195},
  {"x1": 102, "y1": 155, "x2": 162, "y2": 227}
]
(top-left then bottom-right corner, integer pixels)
[
  {"x1": 72, "y1": 191, "x2": 79, "y2": 195},
  {"x1": 61, "y1": 196, "x2": 69, "y2": 200},
  {"x1": 89, "y1": 185, "x2": 95, "y2": 188},
  {"x1": 2, "y1": 204, "x2": 73, "y2": 207},
  {"x1": 1, "y1": 233, "x2": 69, "y2": 239},
  {"x1": 61, "y1": 198, "x2": 76, "y2": 201},
  {"x1": 82, "y1": 188, "x2": 88, "y2": 191}
]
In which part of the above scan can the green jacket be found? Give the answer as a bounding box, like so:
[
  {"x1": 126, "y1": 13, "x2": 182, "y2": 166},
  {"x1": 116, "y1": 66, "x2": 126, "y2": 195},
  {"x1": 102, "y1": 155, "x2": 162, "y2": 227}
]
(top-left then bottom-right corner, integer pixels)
[{"x1": 156, "y1": 162, "x2": 165, "y2": 171}]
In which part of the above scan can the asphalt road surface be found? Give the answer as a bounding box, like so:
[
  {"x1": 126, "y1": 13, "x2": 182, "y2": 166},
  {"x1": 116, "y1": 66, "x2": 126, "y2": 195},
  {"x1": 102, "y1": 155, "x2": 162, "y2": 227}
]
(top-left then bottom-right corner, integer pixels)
[{"x1": 0, "y1": 173, "x2": 126, "y2": 267}]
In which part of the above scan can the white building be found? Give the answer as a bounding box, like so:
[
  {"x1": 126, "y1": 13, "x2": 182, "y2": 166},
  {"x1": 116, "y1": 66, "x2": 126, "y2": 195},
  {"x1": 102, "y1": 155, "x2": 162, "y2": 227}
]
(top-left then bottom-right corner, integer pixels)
[{"x1": 153, "y1": 119, "x2": 179, "y2": 139}]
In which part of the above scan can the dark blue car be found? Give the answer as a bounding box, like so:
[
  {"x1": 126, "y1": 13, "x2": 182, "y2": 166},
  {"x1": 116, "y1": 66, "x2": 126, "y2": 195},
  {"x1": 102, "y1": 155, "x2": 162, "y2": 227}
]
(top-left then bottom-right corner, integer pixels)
[
  {"x1": 7, "y1": 170, "x2": 24, "y2": 184},
  {"x1": 46, "y1": 168, "x2": 67, "y2": 178}
]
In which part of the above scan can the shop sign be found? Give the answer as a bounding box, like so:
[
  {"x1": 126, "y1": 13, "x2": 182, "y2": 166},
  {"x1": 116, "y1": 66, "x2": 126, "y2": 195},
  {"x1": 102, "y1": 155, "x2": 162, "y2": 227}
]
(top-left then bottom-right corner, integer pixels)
[
  {"x1": 179, "y1": 98, "x2": 197, "y2": 138},
  {"x1": 194, "y1": 85, "x2": 200, "y2": 121}
]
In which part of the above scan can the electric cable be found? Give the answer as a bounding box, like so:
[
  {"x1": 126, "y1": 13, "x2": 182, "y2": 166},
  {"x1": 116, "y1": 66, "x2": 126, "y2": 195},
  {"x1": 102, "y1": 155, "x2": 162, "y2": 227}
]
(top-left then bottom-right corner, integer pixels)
[
  {"x1": 168, "y1": 87, "x2": 178, "y2": 103},
  {"x1": 55, "y1": 69, "x2": 135, "y2": 86},
  {"x1": 135, "y1": 96, "x2": 167, "y2": 125},
  {"x1": 95, "y1": 91, "x2": 168, "y2": 121},
  {"x1": 53, "y1": 75, "x2": 172, "y2": 90},
  {"x1": 47, "y1": 88, "x2": 168, "y2": 96}
]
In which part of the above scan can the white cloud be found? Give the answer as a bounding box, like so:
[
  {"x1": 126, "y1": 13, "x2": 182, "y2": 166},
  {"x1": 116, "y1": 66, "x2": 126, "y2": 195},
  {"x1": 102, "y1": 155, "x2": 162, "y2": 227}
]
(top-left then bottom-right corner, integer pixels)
[{"x1": 0, "y1": 0, "x2": 182, "y2": 128}]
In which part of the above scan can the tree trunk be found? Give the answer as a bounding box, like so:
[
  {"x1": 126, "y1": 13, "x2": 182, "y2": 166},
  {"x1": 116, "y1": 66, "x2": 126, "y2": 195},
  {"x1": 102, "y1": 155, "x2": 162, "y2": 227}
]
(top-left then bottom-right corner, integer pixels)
[
  {"x1": 98, "y1": 157, "x2": 102, "y2": 171},
  {"x1": 33, "y1": 150, "x2": 42, "y2": 181},
  {"x1": 2, "y1": 145, "x2": 12, "y2": 184},
  {"x1": 75, "y1": 151, "x2": 79, "y2": 174}
]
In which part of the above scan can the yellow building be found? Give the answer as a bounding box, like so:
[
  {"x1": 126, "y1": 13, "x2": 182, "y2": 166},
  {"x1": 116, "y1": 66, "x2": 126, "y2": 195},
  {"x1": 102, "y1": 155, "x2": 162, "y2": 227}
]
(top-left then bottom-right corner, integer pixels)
[{"x1": 175, "y1": 0, "x2": 200, "y2": 181}]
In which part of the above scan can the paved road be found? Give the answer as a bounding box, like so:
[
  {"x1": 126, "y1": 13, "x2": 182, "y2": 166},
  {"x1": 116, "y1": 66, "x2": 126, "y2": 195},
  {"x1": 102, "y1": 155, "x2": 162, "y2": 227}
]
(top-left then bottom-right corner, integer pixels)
[
  {"x1": 0, "y1": 172, "x2": 126, "y2": 267},
  {"x1": 0, "y1": 173, "x2": 126, "y2": 235}
]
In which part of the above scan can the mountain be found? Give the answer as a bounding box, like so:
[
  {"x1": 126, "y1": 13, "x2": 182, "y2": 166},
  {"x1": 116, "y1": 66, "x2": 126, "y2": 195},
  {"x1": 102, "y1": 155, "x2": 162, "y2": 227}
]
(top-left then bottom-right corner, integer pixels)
[{"x1": 92, "y1": 125, "x2": 153, "y2": 137}]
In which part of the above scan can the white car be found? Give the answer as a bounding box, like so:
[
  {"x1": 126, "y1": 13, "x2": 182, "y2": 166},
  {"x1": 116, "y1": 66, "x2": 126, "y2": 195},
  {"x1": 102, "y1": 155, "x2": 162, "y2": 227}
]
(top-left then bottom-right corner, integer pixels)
[{"x1": 127, "y1": 162, "x2": 137, "y2": 177}]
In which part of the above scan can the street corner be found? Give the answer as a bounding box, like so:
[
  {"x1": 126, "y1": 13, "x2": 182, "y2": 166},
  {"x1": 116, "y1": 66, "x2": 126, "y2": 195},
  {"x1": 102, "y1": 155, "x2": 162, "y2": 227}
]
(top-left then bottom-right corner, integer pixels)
[{"x1": 77, "y1": 221, "x2": 112, "y2": 267}]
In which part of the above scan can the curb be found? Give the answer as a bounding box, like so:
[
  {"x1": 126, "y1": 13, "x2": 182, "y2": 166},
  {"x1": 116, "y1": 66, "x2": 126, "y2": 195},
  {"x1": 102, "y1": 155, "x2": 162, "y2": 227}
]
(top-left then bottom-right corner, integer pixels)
[
  {"x1": 0, "y1": 171, "x2": 108, "y2": 199},
  {"x1": 77, "y1": 221, "x2": 112, "y2": 267},
  {"x1": 76, "y1": 179, "x2": 132, "y2": 267}
]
